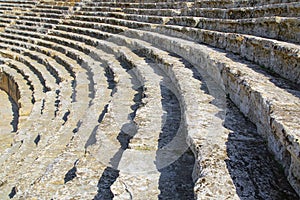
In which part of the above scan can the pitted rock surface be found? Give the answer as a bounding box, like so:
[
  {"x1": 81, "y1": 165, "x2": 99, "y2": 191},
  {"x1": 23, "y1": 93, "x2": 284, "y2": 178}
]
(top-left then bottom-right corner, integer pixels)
[{"x1": 0, "y1": 0, "x2": 299, "y2": 199}]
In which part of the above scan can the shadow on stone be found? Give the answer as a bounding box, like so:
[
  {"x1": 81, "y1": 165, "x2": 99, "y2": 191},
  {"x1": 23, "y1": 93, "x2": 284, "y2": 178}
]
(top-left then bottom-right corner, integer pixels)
[
  {"x1": 93, "y1": 166, "x2": 120, "y2": 200},
  {"x1": 157, "y1": 84, "x2": 195, "y2": 200},
  {"x1": 94, "y1": 78, "x2": 142, "y2": 199},
  {"x1": 224, "y1": 52, "x2": 300, "y2": 99},
  {"x1": 9, "y1": 95, "x2": 18, "y2": 132},
  {"x1": 8, "y1": 186, "x2": 17, "y2": 199},
  {"x1": 64, "y1": 160, "x2": 79, "y2": 184},
  {"x1": 224, "y1": 100, "x2": 298, "y2": 199}
]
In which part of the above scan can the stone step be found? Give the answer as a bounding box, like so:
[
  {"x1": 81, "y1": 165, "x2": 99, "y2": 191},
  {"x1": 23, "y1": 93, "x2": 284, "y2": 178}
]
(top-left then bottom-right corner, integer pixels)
[
  {"x1": 0, "y1": 47, "x2": 57, "y2": 92},
  {"x1": 0, "y1": 63, "x2": 42, "y2": 127},
  {"x1": 0, "y1": 0, "x2": 36, "y2": 5},
  {"x1": 18, "y1": 15, "x2": 63, "y2": 24},
  {"x1": 14, "y1": 36, "x2": 194, "y2": 199},
  {"x1": 106, "y1": 34, "x2": 234, "y2": 198},
  {"x1": 5, "y1": 51, "x2": 138, "y2": 198},
  {"x1": 0, "y1": 89, "x2": 17, "y2": 148},
  {"x1": 188, "y1": 2, "x2": 300, "y2": 19},
  {"x1": 41, "y1": 15, "x2": 297, "y2": 90},
  {"x1": 35, "y1": 4, "x2": 70, "y2": 10},
  {"x1": 99, "y1": 33, "x2": 251, "y2": 198},
  {"x1": 30, "y1": 7, "x2": 68, "y2": 14},
  {"x1": 76, "y1": 2, "x2": 300, "y2": 20},
  {"x1": 72, "y1": 10, "x2": 300, "y2": 44},
  {"x1": 18, "y1": 156, "x2": 105, "y2": 198},
  {"x1": 0, "y1": 42, "x2": 74, "y2": 121},
  {"x1": 31, "y1": 20, "x2": 234, "y2": 198},
  {"x1": 83, "y1": 1, "x2": 193, "y2": 9},
  {"x1": 1, "y1": 29, "x2": 103, "y2": 103},
  {"x1": 9, "y1": 71, "x2": 110, "y2": 199},
  {"x1": 0, "y1": 0, "x2": 299, "y2": 198},
  {"x1": 0, "y1": 62, "x2": 64, "y2": 177},
  {"x1": 167, "y1": 16, "x2": 300, "y2": 44},
  {"x1": 0, "y1": 2, "x2": 35, "y2": 7},
  {"x1": 0, "y1": 28, "x2": 89, "y2": 75},
  {"x1": 14, "y1": 27, "x2": 164, "y2": 152},
  {"x1": 195, "y1": 0, "x2": 299, "y2": 8},
  {"x1": 0, "y1": 14, "x2": 18, "y2": 21},
  {"x1": 10, "y1": 22, "x2": 54, "y2": 33},
  {"x1": 120, "y1": 28, "x2": 300, "y2": 194},
  {"x1": 54, "y1": 15, "x2": 300, "y2": 84},
  {"x1": 20, "y1": 16, "x2": 298, "y2": 175},
  {"x1": 74, "y1": 11, "x2": 170, "y2": 24},
  {"x1": 0, "y1": 65, "x2": 33, "y2": 129},
  {"x1": 62, "y1": 18, "x2": 128, "y2": 33},
  {"x1": 112, "y1": 58, "x2": 194, "y2": 199},
  {"x1": 0, "y1": 32, "x2": 78, "y2": 79},
  {"x1": 112, "y1": 0, "x2": 194, "y2": 2},
  {"x1": 9, "y1": 46, "x2": 59, "y2": 88},
  {"x1": 55, "y1": 20, "x2": 298, "y2": 195},
  {"x1": 0, "y1": 10, "x2": 28, "y2": 15},
  {"x1": 20, "y1": 47, "x2": 73, "y2": 83},
  {"x1": 1, "y1": 22, "x2": 186, "y2": 198},
  {"x1": 123, "y1": 7, "x2": 182, "y2": 16},
  {"x1": 0, "y1": 1, "x2": 36, "y2": 12},
  {"x1": 86, "y1": 0, "x2": 297, "y2": 9},
  {"x1": 106, "y1": 30, "x2": 299, "y2": 198},
  {"x1": 0, "y1": 22, "x2": 8, "y2": 29},
  {"x1": 0, "y1": 56, "x2": 59, "y2": 130},
  {"x1": 38, "y1": 0, "x2": 81, "y2": 7},
  {"x1": 0, "y1": 10, "x2": 27, "y2": 17},
  {"x1": 0, "y1": 25, "x2": 118, "y2": 198},
  {"x1": 22, "y1": 55, "x2": 137, "y2": 199},
  {"x1": 0, "y1": 43, "x2": 76, "y2": 130},
  {"x1": 0, "y1": 51, "x2": 45, "y2": 101},
  {"x1": 117, "y1": 2, "x2": 300, "y2": 19},
  {"x1": 0, "y1": 7, "x2": 13, "y2": 11},
  {"x1": 0, "y1": 32, "x2": 95, "y2": 184},
  {"x1": 70, "y1": 13, "x2": 163, "y2": 29},
  {"x1": 0, "y1": 16, "x2": 16, "y2": 23},
  {"x1": 0, "y1": 88, "x2": 90, "y2": 199},
  {"x1": 79, "y1": 6, "x2": 124, "y2": 12},
  {"x1": 153, "y1": 24, "x2": 300, "y2": 84}
]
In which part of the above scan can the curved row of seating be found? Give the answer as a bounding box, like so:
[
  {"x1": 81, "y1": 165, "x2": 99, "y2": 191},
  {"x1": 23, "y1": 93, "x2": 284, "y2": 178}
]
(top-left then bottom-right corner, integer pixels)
[
  {"x1": 0, "y1": 2, "x2": 227, "y2": 197},
  {"x1": 0, "y1": 0, "x2": 299, "y2": 199},
  {"x1": 0, "y1": 65, "x2": 32, "y2": 128},
  {"x1": 70, "y1": 2, "x2": 300, "y2": 83},
  {"x1": 61, "y1": 0, "x2": 300, "y2": 197}
]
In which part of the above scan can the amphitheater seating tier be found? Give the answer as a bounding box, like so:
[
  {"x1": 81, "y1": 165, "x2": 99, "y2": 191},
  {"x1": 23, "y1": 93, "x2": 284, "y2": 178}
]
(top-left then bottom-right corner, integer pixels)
[{"x1": 0, "y1": 0, "x2": 299, "y2": 199}]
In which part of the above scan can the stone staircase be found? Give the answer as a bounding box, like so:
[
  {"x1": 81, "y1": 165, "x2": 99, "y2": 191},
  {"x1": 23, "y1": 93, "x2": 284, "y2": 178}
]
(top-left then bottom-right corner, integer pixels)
[{"x1": 0, "y1": 0, "x2": 299, "y2": 199}]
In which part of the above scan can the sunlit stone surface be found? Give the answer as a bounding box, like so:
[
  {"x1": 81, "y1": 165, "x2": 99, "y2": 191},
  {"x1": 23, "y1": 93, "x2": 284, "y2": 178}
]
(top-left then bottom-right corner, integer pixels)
[{"x1": 0, "y1": 0, "x2": 299, "y2": 199}]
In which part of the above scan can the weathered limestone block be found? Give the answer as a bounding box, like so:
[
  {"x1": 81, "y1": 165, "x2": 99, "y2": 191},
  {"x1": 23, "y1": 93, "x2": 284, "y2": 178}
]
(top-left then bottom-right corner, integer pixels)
[
  {"x1": 195, "y1": 17, "x2": 300, "y2": 44},
  {"x1": 153, "y1": 25, "x2": 300, "y2": 84},
  {"x1": 195, "y1": 0, "x2": 298, "y2": 9},
  {"x1": 39, "y1": 0, "x2": 81, "y2": 7},
  {"x1": 125, "y1": 29, "x2": 300, "y2": 195},
  {"x1": 0, "y1": 65, "x2": 35, "y2": 130},
  {"x1": 0, "y1": 0, "x2": 299, "y2": 198},
  {"x1": 168, "y1": 16, "x2": 200, "y2": 27},
  {"x1": 188, "y1": 2, "x2": 300, "y2": 19},
  {"x1": 0, "y1": 70, "x2": 20, "y2": 108},
  {"x1": 124, "y1": 8, "x2": 181, "y2": 16},
  {"x1": 87, "y1": 13, "x2": 170, "y2": 25},
  {"x1": 139, "y1": 46, "x2": 239, "y2": 198}
]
